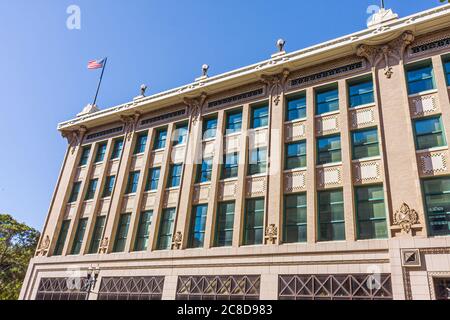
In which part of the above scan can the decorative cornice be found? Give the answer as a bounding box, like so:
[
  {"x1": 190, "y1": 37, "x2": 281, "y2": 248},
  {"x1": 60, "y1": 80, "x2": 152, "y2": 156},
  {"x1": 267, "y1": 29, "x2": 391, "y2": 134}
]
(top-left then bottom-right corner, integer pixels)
[
  {"x1": 183, "y1": 92, "x2": 207, "y2": 125},
  {"x1": 261, "y1": 69, "x2": 290, "y2": 106}
]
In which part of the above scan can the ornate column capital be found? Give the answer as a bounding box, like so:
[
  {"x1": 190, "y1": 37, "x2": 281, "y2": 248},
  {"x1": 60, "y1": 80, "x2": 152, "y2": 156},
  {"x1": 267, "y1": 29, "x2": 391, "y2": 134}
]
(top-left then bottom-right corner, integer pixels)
[
  {"x1": 120, "y1": 111, "x2": 141, "y2": 141},
  {"x1": 183, "y1": 92, "x2": 207, "y2": 125},
  {"x1": 61, "y1": 125, "x2": 88, "y2": 154},
  {"x1": 261, "y1": 69, "x2": 290, "y2": 106}
]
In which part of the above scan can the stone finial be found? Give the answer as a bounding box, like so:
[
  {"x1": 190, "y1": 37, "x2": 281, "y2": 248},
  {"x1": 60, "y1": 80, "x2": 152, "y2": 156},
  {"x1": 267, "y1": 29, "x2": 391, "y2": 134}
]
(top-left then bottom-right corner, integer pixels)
[
  {"x1": 277, "y1": 39, "x2": 286, "y2": 52},
  {"x1": 202, "y1": 64, "x2": 209, "y2": 77},
  {"x1": 367, "y1": 6, "x2": 398, "y2": 28},
  {"x1": 140, "y1": 84, "x2": 147, "y2": 97}
]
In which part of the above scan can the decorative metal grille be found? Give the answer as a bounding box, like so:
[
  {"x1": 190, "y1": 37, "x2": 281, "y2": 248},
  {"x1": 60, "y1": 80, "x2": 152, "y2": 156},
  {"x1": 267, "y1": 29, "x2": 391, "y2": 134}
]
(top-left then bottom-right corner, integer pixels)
[
  {"x1": 85, "y1": 126, "x2": 124, "y2": 141},
  {"x1": 176, "y1": 275, "x2": 260, "y2": 300},
  {"x1": 98, "y1": 276, "x2": 164, "y2": 300},
  {"x1": 35, "y1": 277, "x2": 88, "y2": 300},
  {"x1": 141, "y1": 109, "x2": 186, "y2": 126},
  {"x1": 433, "y1": 278, "x2": 450, "y2": 300},
  {"x1": 207, "y1": 88, "x2": 264, "y2": 109},
  {"x1": 278, "y1": 274, "x2": 393, "y2": 300}
]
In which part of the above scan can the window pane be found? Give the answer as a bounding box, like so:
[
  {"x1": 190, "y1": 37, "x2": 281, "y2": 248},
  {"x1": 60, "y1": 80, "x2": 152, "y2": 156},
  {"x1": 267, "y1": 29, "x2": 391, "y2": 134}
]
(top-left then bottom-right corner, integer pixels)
[
  {"x1": 174, "y1": 124, "x2": 188, "y2": 146},
  {"x1": 248, "y1": 148, "x2": 267, "y2": 175},
  {"x1": 407, "y1": 64, "x2": 435, "y2": 95},
  {"x1": 154, "y1": 129, "x2": 167, "y2": 150},
  {"x1": 134, "y1": 133, "x2": 148, "y2": 154},
  {"x1": 189, "y1": 205, "x2": 208, "y2": 248},
  {"x1": 222, "y1": 153, "x2": 239, "y2": 179},
  {"x1": 445, "y1": 60, "x2": 450, "y2": 85},
  {"x1": 79, "y1": 146, "x2": 91, "y2": 166},
  {"x1": 318, "y1": 190, "x2": 345, "y2": 241},
  {"x1": 244, "y1": 199, "x2": 264, "y2": 245},
  {"x1": 284, "y1": 194, "x2": 307, "y2": 243},
  {"x1": 316, "y1": 88, "x2": 339, "y2": 115},
  {"x1": 414, "y1": 117, "x2": 446, "y2": 150},
  {"x1": 146, "y1": 168, "x2": 161, "y2": 191},
  {"x1": 286, "y1": 96, "x2": 306, "y2": 121},
  {"x1": 317, "y1": 135, "x2": 341, "y2": 165},
  {"x1": 203, "y1": 117, "x2": 217, "y2": 139},
  {"x1": 69, "y1": 182, "x2": 81, "y2": 203},
  {"x1": 356, "y1": 185, "x2": 387, "y2": 240},
  {"x1": 85, "y1": 179, "x2": 98, "y2": 200},
  {"x1": 168, "y1": 164, "x2": 182, "y2": 188},
  {"x1": 226, "y1": 111, "x2": 242, "y2": 134},
  {"x1": 285, "y1": 141, "x2": 307, "y2": 170},
  {"x1": 215, "y1": 202, "x2": 235, "y2": 247},
  {"x1": 111, "y1": 139, "x2": 124, "y2": 159},
  {"x1": 352, "y1": 128, "x2": 379, "y2": 159},
  {"x1": 89, "y1": 216, "x2": 106, "y2": 254},
  {"x1": 95, "y1": 143, "x2": 107, "y2": 163},
  {"x1": 113, "y1": 214, "x2": 131, "y2": 252},
  {"x1": 252, "y1": 105, "x2": 269, "y2": 128},
  {"x1": 71, "y1": 218, "x2": 88, "y2": 255},
  {"x1": 349, "y1": 79, "x2": 374, "y2": 107},
  {"x1": 125, "y1": 171, "x2": 140, "y2": 194},
  {"x1": 134, "y1": 211, "x2": 153, "y2": 251},
  {"x1": 157, "y1": 208, "x2": 176, "y2": 250},
  {"x1": 423, "y1": 178, "x2": 450, "y2": 236},
  {"x1": 53, "y1": 220, "x2": 71, "y2": 256},
  {"x1": 102, "y1": 175, "x2": 116, "y2": 198},
  {"x1": 196, "y1": 158, "x2": 213, "y2": 183}
]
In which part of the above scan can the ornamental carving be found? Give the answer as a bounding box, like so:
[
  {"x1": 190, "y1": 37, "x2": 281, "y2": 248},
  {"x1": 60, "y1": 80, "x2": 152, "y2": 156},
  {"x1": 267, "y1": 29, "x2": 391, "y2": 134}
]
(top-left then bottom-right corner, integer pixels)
[
  {"x1": 265, "y1": 224, "x2": 278, "y2": 245},
  {"x1": 120, "y1": 112, "x2": 141, "y2": 141},
  {"x1": 261, "y1": 69, "x2": 290, "y2": 106},
  {"x1": 357, "y1": 31, "x2": 415, "y2": 78},
  {"x1": 184, "y1": 92, "x2": 207, "y2": 126},
  {"x1": 61, "y1": 126, "x2": 87, "y2": 154},
  {"x1": 393, "y1": 203, "x2": 419, "y2": 234},
  {"x1": 172, "y1": 231, "x2": 183, "y2": 250},
  {"x1": 99, "y1": 237, "x2": 109, "y2": 254},
  {"x1": 36, "y1": 235, "x2": 50, "y2": 257}
]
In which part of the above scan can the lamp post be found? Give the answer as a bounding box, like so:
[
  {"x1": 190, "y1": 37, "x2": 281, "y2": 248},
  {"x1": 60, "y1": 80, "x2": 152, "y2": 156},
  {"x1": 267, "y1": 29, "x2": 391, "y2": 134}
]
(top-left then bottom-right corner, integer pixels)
[{"x1": 84, "y1": 265, "x2": 100, "y2": 300}]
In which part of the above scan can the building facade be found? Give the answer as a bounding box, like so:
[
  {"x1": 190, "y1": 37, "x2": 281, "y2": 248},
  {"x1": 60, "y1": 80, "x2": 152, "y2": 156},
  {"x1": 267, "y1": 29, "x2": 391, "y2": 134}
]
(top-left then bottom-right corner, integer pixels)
[{"x1": 21, "y1": 5, "x2": 450, "y2": 300}]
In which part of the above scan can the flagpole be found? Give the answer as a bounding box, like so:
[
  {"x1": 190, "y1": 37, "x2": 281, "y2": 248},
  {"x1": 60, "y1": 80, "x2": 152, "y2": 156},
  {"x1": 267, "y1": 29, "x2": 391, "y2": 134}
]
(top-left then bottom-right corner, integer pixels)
[{"x1": 92, "y1": 57, "x2": 108, "y2": 106}]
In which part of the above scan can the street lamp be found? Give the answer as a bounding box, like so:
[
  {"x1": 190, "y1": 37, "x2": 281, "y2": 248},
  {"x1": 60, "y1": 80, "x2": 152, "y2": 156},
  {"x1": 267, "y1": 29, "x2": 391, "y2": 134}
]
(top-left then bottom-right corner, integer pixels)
[{"x1": 84, "y1": 265, "x2": 100, "y2": 300}]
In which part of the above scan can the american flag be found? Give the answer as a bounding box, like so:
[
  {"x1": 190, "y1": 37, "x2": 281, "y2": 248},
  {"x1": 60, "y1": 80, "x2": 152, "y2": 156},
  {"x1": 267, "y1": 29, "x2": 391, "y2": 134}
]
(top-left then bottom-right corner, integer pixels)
[{"x1": 87, "y1": 58, "x2": 106, "y2": 70}]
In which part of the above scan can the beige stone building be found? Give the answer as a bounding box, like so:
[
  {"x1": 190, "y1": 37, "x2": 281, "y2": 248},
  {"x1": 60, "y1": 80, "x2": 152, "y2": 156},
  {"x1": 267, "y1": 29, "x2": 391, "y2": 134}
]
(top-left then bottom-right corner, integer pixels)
[{"x1": 20, "y1": 5, "x2": 450, "y2": 300}]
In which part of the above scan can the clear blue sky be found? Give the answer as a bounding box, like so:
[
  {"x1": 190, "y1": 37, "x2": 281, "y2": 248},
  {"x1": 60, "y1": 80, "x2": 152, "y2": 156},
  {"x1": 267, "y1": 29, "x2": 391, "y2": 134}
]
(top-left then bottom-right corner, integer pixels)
[{"x1": 0, "y1": 0, "x2": 439, "y2": 230}]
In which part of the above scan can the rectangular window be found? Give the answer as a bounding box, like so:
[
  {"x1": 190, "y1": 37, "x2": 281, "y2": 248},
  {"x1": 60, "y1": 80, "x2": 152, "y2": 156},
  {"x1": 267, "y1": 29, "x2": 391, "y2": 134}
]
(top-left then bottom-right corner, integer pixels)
[
  {"x1": 414, "y1": 116, "x2": 446, "y2": 150},
  {"x1": 284, "y1": 194, "x2": 307, "y2": 243},
  {"x1": 248, "y1": 147, "x2": 267, "y2": 175},
  {"x1": 285, "y1": 141, "x2": 307, "y2": 170},
  {"x1": 173, "y1": 123, "x2": 188, "y2": 146},
  {"x1": 406, "y1": 61, "x2": 436, "y2": 95},
  {"x1": 196, "y1": 158, "x2": 213, "y2": 183},
  {"x1": 95, "y1": 142, "x2": 107, "y2": 163},
  {"x1": 355, "y1": 185, "x2": 388, "y2": 240},
  {"x1": 134, "y1": 211, "x2": 153, "y2": 251},
  {"x1": 423, "y1": 178, "x2": 450, "y2": 236},
  {"x1": 167, "y1": 164, "x2": 182, "y2": 188},
  {"x1": 215, "y1": 202, "x2": 235, "y2": 247},
  {"x1": 71, "y1": 218, "x2": 88, "y2": 255},
  {"x1": 349, "y1": 77, "x2": 374, "y2": 108},
  {"x1": 318, "y1": 190, "x2": 345, "y2": 242},
  {"x1": 102, "y1": 175, "x2": 116, "y2": 198},
  {"x1": 203, "y1": 117, "x2": 217, "y2": 140},
  {"x1": 111, "y1": 139, "x2": 124, "y2": 160},
  {"x1": 53, "y1": 220, "x2": 71, "y2": 256},
  {"x1": 113, "y1": 213, "x2": 131, "y2": 252},
  {"x1": 352, "y1": 128, "x2": 380, "y2": 160},
  {"x1": 79, "y1": 146, "x2": 91, "y2": 166},
  {"x1": 286, "y1": 95, "x2": 306, "y2": 121},
  {"x1": 189, "y1": 205, "x2": 208, "y2": 248},
  {"x1": 251, "y1": 105, "x2": 269, "y2": 129},
  {"x1": 316, "y1": 86, "x2": 339, "y2": 115},
  {"x1": 157, "y1": 208, "x2": 176, "y2": 250},
  {"x1": 222, "y1": 152, "x2": 239, "y2": 179},
  {"x1": 125, "y1": 171, "x2": 140, "y2": 194},
  {"x1": 243, "y1": 198, "x2": 265, "y2": 245},
  {"x1": 317, "y1": 135, "x2": 342, "y2": 165},
  {"x1": 145, "y1": 168, "x2": 160, "y2": 191},
  {"x1": 85, "y1": 179, "x2": 98, "y2": 201},
  {"x1": 68, "y1": 182, "x2": 81, "y2": 203},
  {"x1": 444, "y1": 57, "x2": 450, "y2": 86},
  {"x1": 154, "y1": 128, "x2": 167, "y2": 150},
  {"x1": 134, "y1": 133, "x2": 148, "y2": 154},
  {"x1": 89, "y1": 216, "x2": 106, "y2": 254},
  {"x1": 226, "y1": 110, "x2": 243, "y2": 134}
]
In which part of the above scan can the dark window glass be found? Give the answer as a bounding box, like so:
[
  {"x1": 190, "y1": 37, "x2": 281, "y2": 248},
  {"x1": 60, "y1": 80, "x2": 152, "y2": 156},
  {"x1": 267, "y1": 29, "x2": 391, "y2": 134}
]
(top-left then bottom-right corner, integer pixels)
[
  {"x1": 317, "y1": 135, "x2": 341, "y2": 165},
  {"x1": 349, "y1": 78, "x2": 374, "y2": 107},
  {"x1": 113, "y1": 213, "x2": 131, "y2": 252},
  {"x1": 316, "y1": 87, "x2": 339, "y2": 115},
  {"x1": 134, "y1": 133, "x2": 148, "y2": 154},
  {"x1": 318, "y1": 190, "x2": 345, "y2": 241},
  {"x1": 406, "y1": 62, "x2": 436, "y2": 95},
  {"x1": 352, "y1": 128, "x2": 380, "y2": 160},
  {"x1": 134, "y1": 211, "x2": 153, "y2": 251},
  {"x1": 285, "y1": 141, "x2": 307, "y2": 170},
  {"x1": 196, "y1": 158, "x2": 213, "y2": 183},
  {"x1": 79, "y1": 146, "x2": 91, "y2": 166},
  {"x1": 53, "y1": 220, "x2": 71, "y2": 256},
  {"x1": 85, "y1": 179, "x2": 98, "y2": 200},
  {"x1": 111, "y1": 139, "x2": 124, "y2": 159},
  {"x1": 248, "y1": 147, "x2": 267, "y2": 175},
  {"x1": 125, "y1": 171, "x2": 140, "y2": 194},
  {"x1": 154, "y1": 128, "x2": 167, "y2": 150},
  {"x1": 226, "y1": 110, "x2": 243, "y2": 134},
  {"x1": 102, "y1": 175, "x2": 116, "y2": 198},
  {"x1": 95, "y1": 143, "x2": 107, "y2": 163},
  {"x1": 215, "y1": 202, "x2": 235, "y2": 247},
  {"x1": 444, "y1": 58, "x2": 450, "y2": 86},
  {"x1": 251, "y1": 105, "x2": 269, "y2": 129},
  {"x1": 71, "y1": 218, "x2": 88, "y2": 255},
  {"x1": 69, "y1": 182, "x2": 81, "y2": 203},
  {"x1": 173, "y1": 123, "x2": 188, "y2": 146},
  {"x1": 167, "y1": 164, "x2": 182, "y2": 188},
  {"x1": 423, "y1": 178, "x2": 450, "y2": 236},
  {"x1": 222, "y1": 152, "x2": 239, "y2": 179},
  {"x1": 284, "y1": 194, "x2": 307, "y2": 243},
  {"x1": 356, "y1": 185, "x2": 387, "y2": 240},
  {"x1": 203, "y1": 117, "x2": 218, "y2": 140},
  {"x1": 89, "y1": 216, "x2": 106, "y2": 254},
  {"x1": 243, "y1": 198, "x2": 265, "y2": 245},
  {"x1": 188, "y1": 205, "x2": 208, "y2": 248},
  {"x1": 157, "y1": 208, "x2": 176, "y2": 250},
  {"x1": 414, "y1": 117, "x2": 446, "y2": 150},
  {"x1": 145, "y1": 168, "x2": 161, "y2": 191},
  {"x1": 286, "y1": 96, "x2": 306, "y2": 121}
]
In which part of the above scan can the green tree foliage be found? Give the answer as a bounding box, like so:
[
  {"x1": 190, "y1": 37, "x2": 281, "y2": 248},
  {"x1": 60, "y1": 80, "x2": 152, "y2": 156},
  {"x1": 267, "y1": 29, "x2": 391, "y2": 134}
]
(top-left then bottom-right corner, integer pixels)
[{"x1": 0, "y1": 214, "x2": 39, "y2": 300}]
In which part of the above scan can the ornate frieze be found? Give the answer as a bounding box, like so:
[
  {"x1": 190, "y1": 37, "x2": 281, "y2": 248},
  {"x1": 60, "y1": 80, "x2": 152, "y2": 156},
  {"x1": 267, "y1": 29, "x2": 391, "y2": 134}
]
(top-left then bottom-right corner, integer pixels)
[
  {"x1": 172, "y1": 231, "x2": 183, "y2": 250},
  {"x1": 409, "y1": 28, "x2": 450, "y2": 57},
  {"x1": 393, "y1": 203, "x2": 419, "y2": 234},
  {"x1": 409, "y1": 93, "x2": 438, "y2": 118},
  {"x1": 218, "y1": 180, "x2": 238, "y2": 201},
  {"x1": 316, "y1": 114, "x2": 340, "y2": 136},
  {"x1": 353, "y1": 160, "x2": 382, "y2": 184},
  {"x1": 317, "y1": 166, "x2": 342, "y2": 189},
  {"x1": 184, "y1": 93, "x2": 207, "y2": 126},
  {"x1": 265, "y1": 224, "x2": 278, "y2": 245},
  {"x1": 284, "y1": 171, "x2": 307, "y2": 193},
  {"x1": 419, "y1": 152, "x2": 448, "y2": 176},
  {"x1": 207, "y1": 87, "x2": 264, "y2": 109},
  {"x1": 285, "y1": 121, "x2": 306, "y2": 142},
  {"x1": 85, "y1": 126, "x2": 124, "y2": 141},
  {"x1": 350, "y1": 107, "x2": 376, "y2": 130},
  {"x1": 261, "y1": 69, "x2": 290, "y2": 106},
  {"x1": 120, "y1": 112, "x2": 141, "y2": 141},
  {"x1": 140, "y1": 109, "x2": 186, "y2": 127},
  {"x1": 36, "y1": 235, "x2": 50, "y2": 257},
  {"x1": 245, "y1": 176, "x2": 267, "y2": 197},
  {"x1": 98, "y1": 237, "x2": 109, "y2": 254},
  {"x1": 61, "y1": 126, "x2": 87, "y2": 154}
]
